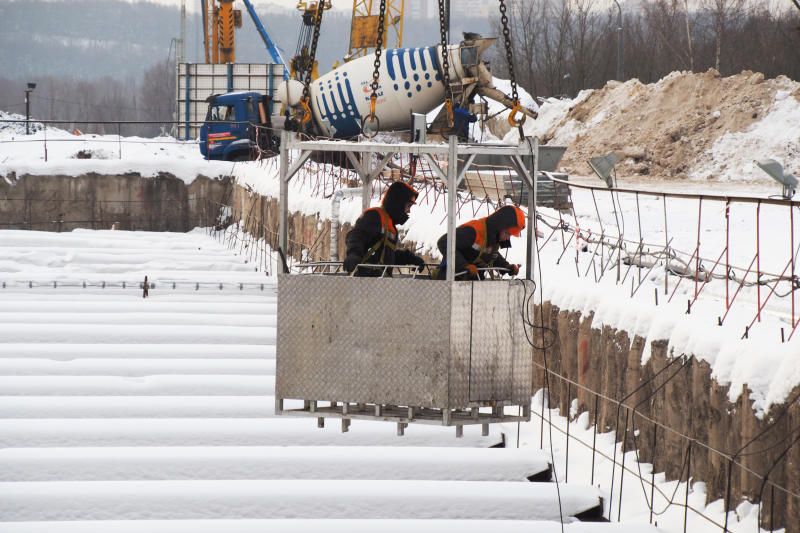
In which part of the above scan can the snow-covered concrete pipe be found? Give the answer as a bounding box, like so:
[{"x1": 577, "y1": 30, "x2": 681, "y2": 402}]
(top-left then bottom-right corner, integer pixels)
[{"x1": 330, "y1": 187, "x2": 362, "y2": 261}]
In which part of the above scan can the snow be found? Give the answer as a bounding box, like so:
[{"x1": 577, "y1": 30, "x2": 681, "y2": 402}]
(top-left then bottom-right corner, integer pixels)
[
  {"x1": 0, "y1": 520, "x2": 652, "y2": 533},
  {"x1": 0, "y1": 227, "x2": 767, "y2": 532},
  {"x1": 499, "y1": 391, "x2": 775, "y2": 533},
  {"x1": 0, "y1": 111, "x2": 235, "y2": 184},
  {"x1": 690, "y1": 81, "x2": 800, "y2": 181},
  {"x1": 0, "y1": 446, "x2": 550, "y2": 482},
  {"x1": 3, "y1": 70, "x2": 799, "y2": 530},
  {"x1": 0, "y1": 479, "x2": 601, "y2": 521}
]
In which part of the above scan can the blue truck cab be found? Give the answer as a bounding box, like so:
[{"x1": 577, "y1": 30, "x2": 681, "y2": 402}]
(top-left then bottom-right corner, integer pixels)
[{"x1": 200, "y1": 91, "x2": 275, "y2": 161}]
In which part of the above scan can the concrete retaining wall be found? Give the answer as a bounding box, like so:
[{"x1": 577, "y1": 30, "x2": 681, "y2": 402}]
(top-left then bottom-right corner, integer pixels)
[
  {"x1": 1, "y1": 172, "x2": 231, "y2": 232},
  {"x1": 532, "y1": 302, "x2": 799, "y2": 530}
]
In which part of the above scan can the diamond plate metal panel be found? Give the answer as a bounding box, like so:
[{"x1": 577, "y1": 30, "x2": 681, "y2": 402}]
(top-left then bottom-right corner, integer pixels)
[
  {"x1": 468, "y1": 282, "x2": 515, "y2": 402},
  {"x1": 277, "y1": 276, "x2": 452, "y2": 408},
  {"x1": 513, "y1": 285, "x2": 534, "y2": 405},
  {"x1": 277, "y1": 276, "x2": 532, "y2": 416},
  {"x1": 448, "y1": 282, "x2": 473, "y2": 407}
]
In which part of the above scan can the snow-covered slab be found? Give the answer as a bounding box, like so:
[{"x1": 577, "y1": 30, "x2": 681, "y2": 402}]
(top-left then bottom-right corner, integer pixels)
[
  {"x1": 0, "y1": 375, "x2": 274, "y2": 396},
  {"x1": 0, "y1": 312, "x2": 275, "y2": 327},
  {"x1": 0, "y1": 230, "x2": 228, "y2": 250},
  {"x1": 0, "y1": 479, "x2": 600, "y2": 521},
  {"x1": 0, "y1": 520, "x2": 660, "y2": 533},
  {"x1": 0, "y1": 446, "x2": 550, "y2": 482},
  {"x1": 0, "y1": 396, "x2": 280, "y2": 419},
  {"x1": 0, "y1": 358, "x2": 275, "y2": 376},
  {"x1": 0, "y1": 418, "x2": 503, "y2": 448},
  {"x1": 0, "y1": 344, "x2": 274, "y2": 360},
  {"x1": 0, "y1": 324, "x2": 273, "y2": 345},
  {"x1": 0, "y1": 300, "x2": 275, "y2": 315}
]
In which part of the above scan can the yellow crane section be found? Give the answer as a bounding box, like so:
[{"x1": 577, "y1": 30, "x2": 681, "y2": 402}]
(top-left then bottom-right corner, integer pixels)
[
  {"x1": 290, "y1": 1, "x2": 332, "y2": 80},
  {"x1": 347, "y1": 0, "x2": 404, "y2": 61},
  {"x1": 203, "y1": 0, "x2": 243, "y2": 64}
]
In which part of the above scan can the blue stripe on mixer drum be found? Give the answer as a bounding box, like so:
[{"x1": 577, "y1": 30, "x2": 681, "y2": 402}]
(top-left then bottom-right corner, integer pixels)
[
  {"x1": 387, "y1": 47, "x2": 442, "y2": 98},
  {"x1": 316, "y1": 75, "x2": 361, "y2": 138}
]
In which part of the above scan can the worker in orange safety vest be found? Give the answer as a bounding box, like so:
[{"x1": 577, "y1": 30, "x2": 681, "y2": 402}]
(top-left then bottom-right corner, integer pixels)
[{"x1": 434, "y1": 205, "x2": 525, "y2": 280}]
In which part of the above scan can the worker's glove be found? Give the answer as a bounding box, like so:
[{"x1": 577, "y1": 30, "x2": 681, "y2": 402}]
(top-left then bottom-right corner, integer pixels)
[
  {"x1": 343, "y1": 254, "x2": 360, "y2": 273},
  {"x1": 508, "y1": 264, "x2": 520, "y2": 277},
  {"x1": 410, "y1": 255, "x2": 426, "y2": 272},
  {"x1": 464, "y1": 264, "x2": 479, "y2": 279}
]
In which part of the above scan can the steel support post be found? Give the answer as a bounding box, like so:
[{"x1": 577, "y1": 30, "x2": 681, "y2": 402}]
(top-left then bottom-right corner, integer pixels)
[
  {"x1": 279, "y1": 130, "x2": 290, "y2": 255},
  {"x1": 446, "y1": 136, "x2": 458, "y2": 281},
  {"x1": 362, "y1": 151, "x2": 375, "y2": 211},
  {"x1": 530, "y1": 137, "x2": 539, "y2": 281}
]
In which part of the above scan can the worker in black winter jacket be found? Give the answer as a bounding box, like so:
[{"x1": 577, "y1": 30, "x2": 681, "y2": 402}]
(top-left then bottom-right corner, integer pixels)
[
  {"x1": 434, "y1": 205, "x2": 525, "y2": 280},
  {"x1": 343, "y1": 181, "x2": 426, "y2": 277}
]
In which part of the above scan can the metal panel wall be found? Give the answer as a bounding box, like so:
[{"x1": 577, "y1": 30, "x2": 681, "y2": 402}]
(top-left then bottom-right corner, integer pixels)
[
  {"x1": 276, "y1": 275, "x2": 533, "y2": 415},
  {"x1": 176, "y1": 63, "x2": 285, "y2": 140},
  {"x1": 468, "y1": 282, "x2": 518, "y2": 402},
  {"x1": 277, "y1": 276, "x2": 453, "y2": 408}
]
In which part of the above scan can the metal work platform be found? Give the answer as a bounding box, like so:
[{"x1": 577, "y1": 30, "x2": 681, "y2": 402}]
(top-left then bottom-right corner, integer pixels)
[{"x1": 275, "y1": 133, "x2": 565, "y2": 436}]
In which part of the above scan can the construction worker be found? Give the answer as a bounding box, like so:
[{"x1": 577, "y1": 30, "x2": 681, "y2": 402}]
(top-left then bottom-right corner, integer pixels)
[
  {"x1": 434, "y1": 205, "x2": 525, "y2": 280},
  {"x1": 453, "y1": 105, "x2": 477, "y2": 141},
  {"x1": 343, "y1": 181, "x2": 426, "y2": 277}
]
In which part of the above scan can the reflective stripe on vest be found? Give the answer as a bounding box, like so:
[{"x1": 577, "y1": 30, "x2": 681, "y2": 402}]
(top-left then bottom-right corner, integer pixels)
[{"x1": 362, "y1": 206, "x2": 398, "y2": 264}]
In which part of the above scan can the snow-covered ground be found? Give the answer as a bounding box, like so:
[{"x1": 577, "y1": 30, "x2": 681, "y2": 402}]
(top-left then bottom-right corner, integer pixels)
[
  {"x1": 0, "y1": 228, "x2": 773, "y2": 532},
  {"x1": 0, "y1": 111, "x2": 233, "y2": 183},
  {"x1": 2, "y1": 68, "x2": 798, "y2": 531},
  {"x1": 0, "y1": 228, "x2": 640, "y2": 532}
]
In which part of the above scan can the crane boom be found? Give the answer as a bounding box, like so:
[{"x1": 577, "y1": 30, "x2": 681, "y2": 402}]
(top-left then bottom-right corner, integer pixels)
[{"x1": 241, "y1": 0, "x2": 289, "y2": 79}]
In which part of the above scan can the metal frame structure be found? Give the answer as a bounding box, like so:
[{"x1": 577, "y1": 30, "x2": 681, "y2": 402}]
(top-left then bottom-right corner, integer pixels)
[
  {"x1": 276, "y1": 132, "x2": 552, "y2": 435},
  {"x1": 347, "y1": 0, "x2": 404, "y2": 60},
  {"x1": 278, "y1": 131, "x2": 544, "y2": 281}
]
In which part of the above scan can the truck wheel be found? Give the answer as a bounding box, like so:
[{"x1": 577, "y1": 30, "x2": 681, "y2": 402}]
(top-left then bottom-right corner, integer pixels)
[{"x1": 229, "y1": 152, "x2": 251, "y2": 162}]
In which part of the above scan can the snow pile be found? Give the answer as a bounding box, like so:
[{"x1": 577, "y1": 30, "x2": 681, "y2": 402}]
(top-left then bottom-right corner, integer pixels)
[
  {"x1": 0, "y1": 110, "x2": 45, "y2": 136},
  {"x1": 691, "y1": 85, "x2": 800, "y2": 181},
  {"x1": 514, "y1": 70, "x2": 800, "y2": 182}
]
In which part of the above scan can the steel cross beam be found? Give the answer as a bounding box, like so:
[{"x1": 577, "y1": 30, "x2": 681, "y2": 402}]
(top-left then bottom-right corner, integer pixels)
[
  {"x1": 278, "y1": 132, "x2": 544, "y2": 281},
  {"x1": 283, "y1": 137, "x2": 538, "y2": 157}
]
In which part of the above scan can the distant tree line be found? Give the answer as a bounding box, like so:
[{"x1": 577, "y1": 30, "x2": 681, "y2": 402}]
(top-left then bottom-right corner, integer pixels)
[
  {"x1": 0, "y1": 0, "x2": 492, "y2": 138},
  {"x1": 492, "y1": 0, "x2": 800, "y2": 98},
  {"x1": 3, "y1": 0, "x2": 798, "y2": 137},
  {"x1": 0, "y1": 60, "x2": 176, "y2": 138}
]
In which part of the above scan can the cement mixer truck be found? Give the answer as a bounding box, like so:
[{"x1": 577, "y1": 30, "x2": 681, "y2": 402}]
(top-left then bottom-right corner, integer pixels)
[{"x1": 199, "y1": 34, "x2": 536, "y2": 160}]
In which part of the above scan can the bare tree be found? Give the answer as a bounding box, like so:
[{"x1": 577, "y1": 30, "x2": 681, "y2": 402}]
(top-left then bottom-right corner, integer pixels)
[
  {"x1": 683, "y1": 0, "x2": 695, "y2": 70},
  {"x1": 139, "y1": 59, "x2": 177, "y2": 137},
  {"x1": 702, "y1": 0, "x2": 746, "y2": 72}
]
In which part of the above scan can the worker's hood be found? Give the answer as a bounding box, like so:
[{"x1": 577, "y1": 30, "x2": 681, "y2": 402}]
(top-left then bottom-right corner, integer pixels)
[
  {"x1": 382, "y1": 181, "x2": 418, "y2": 226},
  {"x1": 486, "y1": 205, "x2": 525, "y2": 246}
]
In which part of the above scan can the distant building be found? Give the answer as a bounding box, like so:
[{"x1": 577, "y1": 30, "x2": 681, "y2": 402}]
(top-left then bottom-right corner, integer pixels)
[
  {"x1": 408, "y1": 0, "x2": 493, "y2": 20},
  {"x1": 408, "y1": 0, "x2": 436, "y2": 20}
]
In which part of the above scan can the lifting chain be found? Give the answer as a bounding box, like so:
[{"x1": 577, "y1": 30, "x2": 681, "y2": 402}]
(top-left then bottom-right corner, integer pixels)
[
  {"x1": 437, "y1": 0, "x2": 454, "y2": 128},
  {"x1": 362, "y1": 0, "x2": 388, "y2": 138},
  {"x1": 299, "y1": 1, "x2": 326, "y2": 128},
  {"x1": 498, "y1": 0, "x2": 526, "y2": 131}
]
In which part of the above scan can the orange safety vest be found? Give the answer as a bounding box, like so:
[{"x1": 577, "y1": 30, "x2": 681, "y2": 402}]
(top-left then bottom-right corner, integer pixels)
[
  {"x1": 461, "y1": 218, "x2": 495, "y2": 267},
  {"x1": 361, "y1": 206, "x2": 398, "y2": 264}
]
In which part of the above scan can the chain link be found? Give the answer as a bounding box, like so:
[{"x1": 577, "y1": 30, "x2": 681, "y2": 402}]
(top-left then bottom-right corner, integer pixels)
[
  {"x1": 369, "y1": 0, "x2": 388, "y2": 105},
  {"x1": 437, "y1": 0, "x2": 454, "y2": 127},
  {"x1": 498, "y1": 0, "x2": 519, "y2": 105},
  {"x1": 361, "y1": 0, "x2": 388, "y2": 137},
  {"x1": 300, "y1": 1, "x2": 326, "y2": 127},
  {"x1": 498, "y1": 0, "x2": 526, "y2": 133}
]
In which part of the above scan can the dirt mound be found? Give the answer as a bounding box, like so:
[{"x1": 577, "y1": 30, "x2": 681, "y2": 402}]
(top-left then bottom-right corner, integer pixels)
[{"x1": 534, "y1": 70, "x2": 800, "y2": 181}]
